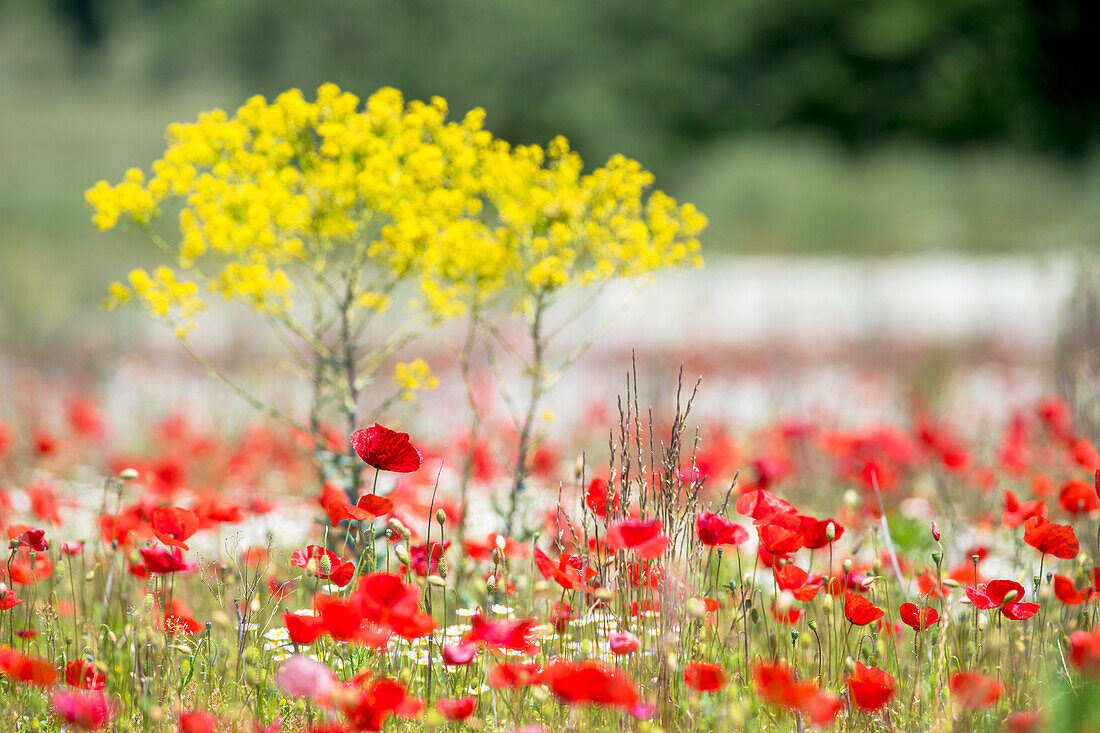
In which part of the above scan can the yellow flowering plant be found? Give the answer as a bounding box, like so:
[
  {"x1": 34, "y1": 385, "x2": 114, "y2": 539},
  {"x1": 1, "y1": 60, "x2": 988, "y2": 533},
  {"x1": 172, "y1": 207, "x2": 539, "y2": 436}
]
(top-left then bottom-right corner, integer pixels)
[{"x1": 87, "y1": 84, "x2": 705, "y2": 506}]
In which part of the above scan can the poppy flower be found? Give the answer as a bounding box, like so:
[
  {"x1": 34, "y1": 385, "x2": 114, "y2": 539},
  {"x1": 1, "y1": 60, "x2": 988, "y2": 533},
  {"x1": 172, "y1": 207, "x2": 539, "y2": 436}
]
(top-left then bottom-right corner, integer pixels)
[
  {"x1": 164, "y1": 599, "x2": 203, "y2": 635},
  {"x1": 696, "y1": 512, "x2": 748, "y2": 546},
  {"x1": 544, "y1": 659, "x2": 639, "y2": 709},
  {"x1": 338, "y1": 676, "x2": 407, "y2": 731},
  {"x1": 1053, "y1": 574, "x2": 1087, "y2": 605},
  {"x1": 736, "y1": 488, "x2": 796, "y2": 519},
  {"x1": 52, "y1": 688, "x2": 113, "y2": 731},
  {"x1": 755, "y1": 512, "x2": 804, "y2": 556},
  {"x1": 775, "y1": 564, "x2": 820, "y2": 602},
  {"x1": 0, "y1": 647, "x2": 57, "y2": 686},
  {"x1": 1002, "y1": 491, "x2": 1047, "y2": 528},
  {"x1": 290, "y1": 546, "x2": 355, "y2": 588},
  {"x1": 1059, "y1": 480, "x2": 1100, "y2": 514},
  {"x1": 151, "y1": 506, "x2": 199, "y2": 550},
  {"x1": 353, "y1": 572, "x2": 436, "y2": 640},
  {"x1": 442, "y1": 641, "x2": 477, "y2": 666},
  {"x1": 178, "y1": 710, "x2": 218, "y2": 733},
  {"x1": 965, "y1": 580, "x2": 1039, "y2": 620},
  {"x1": 844, "y1": 592, "x2": 884, "y2": 626},
  {"x1": 898, "y1": 603, "x2": 939, "y2": 631},
  {"x1": 488, "y1": 662, "x2": 542, "y2": 689},
  {"x1": 846, "y1": 662, "x2": 895, "y2": 711},
  {"x1": 139, "y1": 546, "x2": 189, "y2": 574},
  {"x1": 609, "y1": 631, "x2": 640, "y2": 656},
  {"x1": 683, "y1": 662, "x2": 726, "y2": 692},
  {"x1": 465, "y1": 614, "x2": 538, "y2": 654},
  {"x1": 435, "y1": 697, "x2": 477, "y2": 721},
  {"x1": 464, "y1": 533, "x2": 530, "y2": 562},
  {"x1": 799, "y1": 516, "x2": 844, "y2": 549},
  {"x1": 65, "y1": 659, "x2": 106, "y2": 690},
  {"x1": 283, "y1": 612, "x2": 326, "y2": 645},
  {"x1": 585, "y1": 477, "x2": 620, "y2": 519},
  {"x1": 534, "y1": 548, "x2": 598, "y2": 592},
  {"x1": 1023, "y1": 517, "x2": 1079, "y2": 559},
  {"x1": 949, "y1": 671, "x2": 1002, "y2": 709},
  {"x1": 1006, "y1": 711, "x2": 1042, "y2": 733},
  {"x1": 754, "y1": 661, "x2": 842, "y2": 727},
  {"x1": 1069, "y1": 628, "x2": 1100, "y2": 676},
  {"x1": 14, "y1": 528, "x2": 48, "y2": 552},
  {"x1": 605, "y1": 518, "x2": 672, "y2": 559},
  {"x1": 351, "y1": 424, "x2": 422, "y2": 473},
  {"x1": 320, "y1": 484, "x2": 394, "y2": 526}
]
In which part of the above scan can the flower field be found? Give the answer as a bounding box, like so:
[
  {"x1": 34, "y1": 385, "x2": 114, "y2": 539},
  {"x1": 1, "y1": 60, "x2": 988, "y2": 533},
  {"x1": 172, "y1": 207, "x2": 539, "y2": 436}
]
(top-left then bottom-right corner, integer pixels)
[{"x1": 1, "y1": 83, "x2": 1098, "y2": 733}]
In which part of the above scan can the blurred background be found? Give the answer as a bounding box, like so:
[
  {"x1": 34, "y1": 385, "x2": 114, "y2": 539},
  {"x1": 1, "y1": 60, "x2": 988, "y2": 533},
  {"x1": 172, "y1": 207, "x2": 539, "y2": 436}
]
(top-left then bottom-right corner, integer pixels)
[{"x1": 2, "y1": 0, "x2": 1099, "y2": 430}]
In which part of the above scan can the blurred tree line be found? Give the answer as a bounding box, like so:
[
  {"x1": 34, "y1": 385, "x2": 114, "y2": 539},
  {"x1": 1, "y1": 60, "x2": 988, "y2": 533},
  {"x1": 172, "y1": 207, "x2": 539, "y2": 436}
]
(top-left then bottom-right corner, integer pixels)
[{"x1": 39, "y1": 0, "x2": 1100, "y2": 171}]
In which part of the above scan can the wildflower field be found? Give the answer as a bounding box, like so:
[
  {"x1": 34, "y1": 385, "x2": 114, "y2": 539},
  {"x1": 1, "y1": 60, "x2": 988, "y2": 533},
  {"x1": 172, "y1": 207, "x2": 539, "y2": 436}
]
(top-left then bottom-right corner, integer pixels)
[{"x1": 2, "y1": 84, "x2": 1100, "y2": 733}]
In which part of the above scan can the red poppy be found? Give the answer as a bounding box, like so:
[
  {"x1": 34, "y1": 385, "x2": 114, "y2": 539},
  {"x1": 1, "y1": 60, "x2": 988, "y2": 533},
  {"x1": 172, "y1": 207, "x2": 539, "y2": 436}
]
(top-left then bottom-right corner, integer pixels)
[
  {"x1": 844, "y1": 592, "x2": 884, "y2": 626},
  {"x1": 441, "y1": 641, "x2": 477, "y2": 666},
  {"x1": 1053, "y1": 574, "x2": 1087, "y2": 605},
  {"x1": 1059, "y1": 480, "x2": 1100, "y2": 514},
  {"x1": 65, "y1": 659, "x2": 106, "y2": 690},
  {"x1": 605, "y1": 518, "x2": 672, "y2": 559},
  {"x1": 464, "y1": 614, "x2": 538, "y2": 653},
  {"x1": 353, "y1": 573, "x2": 435, "y2": 640},
  {"x1": 585, "y1": 477, "x2": 620, "y2": 519},
  {"x1": 351, "y1": 424, "x2": 422, "y2": 473},
  {"x1": 435, "y1": 697, "x2": 476, "y2": 721},
  {"x1": 775, "y1": 564, "x2": 820, "y2": 602},
  {"x1": 0, "y1": 647, "x2": 57, "y2": 686},
  {"x1": 284, "y1": 612, "x2": 326, "y2": 645},
  {"x1": 965, "y1": 579, "x2": 1039, "y2": 620},
  {"x1": 463, "y1": 533, "x2": 530, "y2": 562},
  {"x1": 846, "y1": 662, "x2": 895, "y2": 711},
  {"x1": 949, "y1": 671, "x2": 1002, "y2": 709},
  {"x1": 179, "y1": 710, "x2": 218, "y2": 733},
  {"x1": 14, "y1": 528, "x2": 48, "y2": 552},
  {"x1": 290, "y1": 546, "x2": 356, "y2": 588},
  {"x1": 151, "y1": 506, "x2": 200, "y2": 550},
  {"x1": 534, "y1": 548, "x2": 598, "y2": 592},
  {"x1": 0, "y1": 591, "x2": 23, "y2": 610},
  {"x1": 544, "y1": 659, "x2": 639, "y2": 709},
  {"x1": 1007, "y1": 711, "x2": 1042, "y2": 733},
  {"x1": 799, "y1": 516, "x2": 844, "y2": 549},
  {"x1": 488, "y1": 662, "x2": 543, "y2": 689},
  {"x1": 696, "y1": 512, "x2": 748, "y2": 546},
  {"x1": 755, "y1": 512, "x2": 804, "y2": 556},
  {"x1": 736, "y1": 488, "x2": 796, "y2": 519},
  {"x1": 164, "y1": 599, "x2": 203, "y2": 635},
  {"x1": 898, "y1": 603, "x2": 939, "y2": 631},
  {"x1": 338, "y1": 676, "x2": 407, "y2": 731},
  {"x1": 1069, "y1": 628, "x2": 1100, "y2": 676},
  {"x1": 683, "y1": 662, "x2": 726, "y2": 692},
  {"x1": 52, "y1": 688, "x2": 113, "y2": 731},
  {"x1": 754, "y1": 661, "x2": 842, "y2": 727},
  {"x1": 609, "y1": 631, "x2": 640, "y2": 656},
  {"x1": 1023, "y1": 517, "x2": 1079, "y2": 559},
  {"x1": 320, "y1": 484, "x2": 394, "y2": 526},
  {"x1": 139, "y1": 546, "x2": 188, "y2": 574},
  {"x1": 1002, "y1": 491, "x2": 1047, "y2": 528}
]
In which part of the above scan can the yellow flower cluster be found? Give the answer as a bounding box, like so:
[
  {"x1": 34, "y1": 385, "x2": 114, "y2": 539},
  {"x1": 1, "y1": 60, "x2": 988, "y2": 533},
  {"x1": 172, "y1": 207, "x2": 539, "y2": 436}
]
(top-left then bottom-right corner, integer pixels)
[
  {"x1": 393, "y1": 359, "x2": 439, "y2": 401},
  {"x1": 87, "y1": 84, "x2": 705, "y2": 331},
  {"x1": 104, "y1": 267, "x2": 206, "y2": 338}
]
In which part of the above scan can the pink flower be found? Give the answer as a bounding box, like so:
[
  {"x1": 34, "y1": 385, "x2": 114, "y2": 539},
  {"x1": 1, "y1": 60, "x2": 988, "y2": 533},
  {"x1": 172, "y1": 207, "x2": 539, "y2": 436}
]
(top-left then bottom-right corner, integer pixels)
[
  {"x1": 609, "y1": 631, "x2": 641, "y2": 656},
  {"x1": 275, "y1": 655, "x2": 338, "y2": 700}
]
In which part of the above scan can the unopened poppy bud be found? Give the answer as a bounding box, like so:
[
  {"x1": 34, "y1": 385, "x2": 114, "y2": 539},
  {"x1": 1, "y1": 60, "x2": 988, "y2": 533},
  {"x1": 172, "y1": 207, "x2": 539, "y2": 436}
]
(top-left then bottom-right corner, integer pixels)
[
  {"x1": 495, "y1": 534, "x2": 507, "y2": 551},
  {"x1": 388, "y1": 518, "x2": 407, "y2": 536},
  {"x1": 686, "y1": 598, "x2": 707, "y2": 619},
  {"x1": 931, "y1": 551, "x2": 942, "y2": 566},
  {"x1": 394, "y1": 545, "x2": 410, "y2": 564},
  {"x1": 931, "y1": 521, "x2": 941, "y2": 542},
  {"x1": 492, "y1": 548, "x2": 503, "y2": 566},
  {"x1": 428, "y1": 575, "x2": 447, "y2": 588},
  {"x1": 319, "y1": 555, "x2": 332, "y2": 575},
  {"x1": 142, "y1": 593, "x2": 155, "y2": 615},
  {"x1": 306, "y1": 558, "x2": 319, "y2": 574},
  {"x1": 574, "y1": 455, "x2": 584, "y2": 480},
  {"x1": 118, "y1": 468, "x2": 140, "y2": 481},
  {"x1": 942, "y1": 578, "x2": 960, "y2": 588},
  {"x1": 825, "y1": 522, "x2": 837, "y2": 541},
  {"x1": 960, "y1": 596, "x2": 972, "y2": 606},
  {"x1": 436, "y1": 509, "x2": 447, "y2": 526},
  {"x1": 860, "y1": 576, "x2": 877, "y2": 590},
  {"x1": 438, "y1": 557, "x2": 449, "y2": 579},
  {"x1": 843, "y1": 489, "x2": 859, "y2": 508},
  {"x1": 842, "y1": 558, "x2": 853, "y2": 574},
  {"x1": 485, "y1": 575, "x2": 497, "y2": 594},
  {"x1": 844, "y1": 657, "x2": 856, "y2": 673},
  {"x1": 1001, "y1": 590, "x2": 1019, "y2": 604}
]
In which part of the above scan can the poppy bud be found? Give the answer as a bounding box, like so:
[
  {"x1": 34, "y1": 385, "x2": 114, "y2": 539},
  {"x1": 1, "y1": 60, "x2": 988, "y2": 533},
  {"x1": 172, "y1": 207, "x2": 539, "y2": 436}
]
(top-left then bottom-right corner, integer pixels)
[
  {"x1": 492, "y1": 548, "x2": 503, "y2": 566},
  {"x1": 306, "y1": 558, "x2": 319, "y2": 574},
  {"x1": 388, "y1": 518, "x2": 407, "y2": 536},
  {"x1": 825, "y1": 522, "x2": 837, "y2": 541},
  {"x1": 1001, "y1": 590, "x2": 1019, "y2": 605},
  {"x1": 942, "y1": 578, "x2": 960, "y2": 588},
  {"x1": 438, "y1": 557, "x2": 449, "y2": 579},
  {"x1": 6, "y1": 540, "x2": 16, "y2": 550},
  {"x1": 428, "y1": 575, "x2": 447, "y2": 588},
  {"x1": 85, "y1": 571, "x2": 95, "y2": 582},
  {"x1": 495, "y1": 534, "x2": 507, "y2": 551},
  {"x1": 394, "y1": 545, "x2": 410, "y2": 564},
  {"x1": 842, "y1": 558, "x2": 853, "y2": 574},
  {"x1": 436, "y1": 509, "x2": 447, "y2": 526},
  {"x1": 574, "y1": 455, "x2": 584, "y2": 480},
  {"x1": 485, "y1": 575, "x2": 497, "y2": 594},
  {"x1": 860, "y1": 576, "x2": 877, "y2": 590},
  {"x1": 931, "y1": 521, "x2": 940, "y2": 542},
  {"x1": 118, "y1": 468, "x2": 140, "y2": 481},
  {"x1": 843, "y1": 489, "x2": 859, "y2": 508},
  {"x1": 844, "y1": 656, "x2": 856, "y2": 673},
  {"x1": 142, "y1": 593, "x2": 155, "y2": 615}
]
